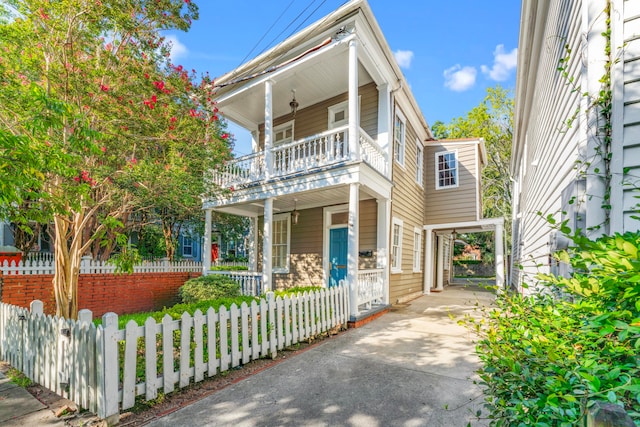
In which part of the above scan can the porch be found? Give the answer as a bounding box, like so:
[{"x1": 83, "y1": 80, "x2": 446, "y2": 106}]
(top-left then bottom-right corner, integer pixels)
[{"x1": 213, "y1": 125, "x2": 387, "y2": 190}]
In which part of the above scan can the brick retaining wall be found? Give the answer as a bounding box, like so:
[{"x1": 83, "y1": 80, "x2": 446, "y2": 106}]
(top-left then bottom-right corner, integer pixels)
[{"x1": 0, "y1": 272, "x2": 201, "y2": 317}]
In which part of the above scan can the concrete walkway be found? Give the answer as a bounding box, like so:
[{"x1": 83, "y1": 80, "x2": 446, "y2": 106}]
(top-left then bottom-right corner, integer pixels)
[
  {"x1": 149, "y1": 284, "x2": 494, "y2": 427},
  {"x1": 0, "y1": 370, "x2": 66, "y2": 427}
]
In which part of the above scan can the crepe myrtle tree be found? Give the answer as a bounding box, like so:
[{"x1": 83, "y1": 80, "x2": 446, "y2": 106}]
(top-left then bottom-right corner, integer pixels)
[{"x1": 0, "y1": 0, "x2": 232, "y2": 319}]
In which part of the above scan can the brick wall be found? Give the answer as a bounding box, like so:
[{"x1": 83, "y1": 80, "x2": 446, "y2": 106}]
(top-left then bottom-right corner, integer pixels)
[{"x1": 0, "y1": 272, "x2": 201, "y2": 317}]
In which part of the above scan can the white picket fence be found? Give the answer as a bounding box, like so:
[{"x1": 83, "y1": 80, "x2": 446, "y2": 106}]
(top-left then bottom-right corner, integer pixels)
[
  {"x1": 0, "y1": 285, "x2": 350, "y2": 421},
  {"x1": 0, "y1": 257, "x2": 202, "y2": 275}
]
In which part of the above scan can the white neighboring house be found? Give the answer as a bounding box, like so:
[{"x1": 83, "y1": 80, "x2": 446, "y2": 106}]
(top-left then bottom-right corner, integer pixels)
[{"x1": 511, "y1": 0, "x2": 640, "y2": 290}]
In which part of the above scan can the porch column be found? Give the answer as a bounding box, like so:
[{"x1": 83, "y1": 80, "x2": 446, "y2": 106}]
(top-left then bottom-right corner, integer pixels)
[
  {"x1": 376, "y1": 198, "x2": 390, "y2": 304},
  {"x1": 423, "y1": 228, "x2": 434, "y2": 294},
  {"x1": 495, "y1": 222, "x2": 505, "y2": 291},
  {"x1": 262, "y1": 198, "x2": 273, "y2": 292},
  {"x1": 248, "y1": 216, "x2": 258, "y2": 271},
  {"x1": 377, "y1": 83, "x2": 391, "y2": 178},
  {"x1": 435, "y1": 235, "x2": 444, "y2": 291},
  {"x1": 202, "y1": 209, "x2": 212, "y2": 275},
  {"x1": 348, "y1": 38, "x2": 360, "y2": 161},
  {"x1": 348, "y1": 183, "x2": 360, "y2": 317},
  {"x1": 264, "y1": 80, "x2": 274, "y2": 179}
]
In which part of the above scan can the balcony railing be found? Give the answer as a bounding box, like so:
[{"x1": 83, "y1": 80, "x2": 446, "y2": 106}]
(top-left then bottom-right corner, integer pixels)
[{"x1": 213, "y1": 126, "x2": 387, "y2": 189}]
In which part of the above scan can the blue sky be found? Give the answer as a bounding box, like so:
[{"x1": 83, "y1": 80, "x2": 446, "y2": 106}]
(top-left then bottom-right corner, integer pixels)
[{"x1": 165, "y1": 0, "x2": 521, "y2": 155}]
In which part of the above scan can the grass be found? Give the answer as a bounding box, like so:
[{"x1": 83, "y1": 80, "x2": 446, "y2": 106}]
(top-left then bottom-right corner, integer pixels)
[{"x1": 7, "y1": 367, "x2": 32, "y2": 387}]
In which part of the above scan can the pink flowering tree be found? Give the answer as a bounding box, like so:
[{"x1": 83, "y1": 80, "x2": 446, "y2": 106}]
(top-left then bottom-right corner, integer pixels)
[{"x1": 0, "y1": 0, "x2": 231, "y2": 319}]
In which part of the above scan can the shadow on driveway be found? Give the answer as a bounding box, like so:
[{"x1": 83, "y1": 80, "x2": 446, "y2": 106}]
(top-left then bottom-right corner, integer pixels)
[{"x1": 148, "y1": 285, "x2": 494, "y2": 427}]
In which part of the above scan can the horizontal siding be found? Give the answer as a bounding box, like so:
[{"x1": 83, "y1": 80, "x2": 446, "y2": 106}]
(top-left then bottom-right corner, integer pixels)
[
  {"x1": 513, "y1": 0, "x2": 584, "y2": 287},
  {"x1": 389, "y1": 104, "x2": 425, "y2": 303},
  {"x1": 257, "y1": 201, "x2": 378, "y2": 289},
  {"x1": 257, "y1": 82, "x2": 379, "y2": 147},
  {"x1": 622, "y1": 8, "x2": 640, "y2": 231},
  {"x1": 423, "y1": 143, "x2": 479, "y2": 224}
]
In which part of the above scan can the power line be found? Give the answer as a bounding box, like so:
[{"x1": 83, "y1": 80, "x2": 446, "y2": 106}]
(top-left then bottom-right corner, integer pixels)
[{"x1": 236, "y1": 0, "x2": 296, "y2": 68}]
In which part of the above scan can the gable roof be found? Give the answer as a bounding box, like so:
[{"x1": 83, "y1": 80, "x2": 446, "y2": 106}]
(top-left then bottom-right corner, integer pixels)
[{"x1": 212, "y1": 0, "x2": 433, "y2": 140}]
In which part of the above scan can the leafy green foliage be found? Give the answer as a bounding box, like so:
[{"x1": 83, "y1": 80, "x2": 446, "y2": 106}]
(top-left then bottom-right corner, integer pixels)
[
  {"x1": 274, "y1": 286, "x2": 323, "y2": 298},
  {"x1": 107, "y1": 296, "x2": 259, "y2": 329},
  {"x1": 463, "y1": 232, "x2": 640, "y2": 425},
  {"x1": 179, "y1": 275, "x2": 242, "y2": 304},
  {"x1": 0, "y1": 0, "x2": 232, "y2": 318},
  {"x1": 210, "y1": 265, "x2": 249, "y2": 271}
]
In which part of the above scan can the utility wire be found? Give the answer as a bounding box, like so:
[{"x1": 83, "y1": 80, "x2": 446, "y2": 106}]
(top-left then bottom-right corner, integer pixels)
[{"x1": 236, "y1": 0, "x2": 296, "y2": 68}]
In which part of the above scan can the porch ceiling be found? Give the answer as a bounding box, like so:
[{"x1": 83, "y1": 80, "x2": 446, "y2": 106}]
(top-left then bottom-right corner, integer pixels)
[
  {"x1": 210, "y1": 185, "x2": 378, "y2": 218},
  {"x1": 215, "y1": 44, "x2": 374, "y2": 129}
]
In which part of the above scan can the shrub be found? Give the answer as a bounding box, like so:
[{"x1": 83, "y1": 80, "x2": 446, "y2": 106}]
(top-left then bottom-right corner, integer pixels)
[
  {"x1": 210, "y1": 265, "x2": 248, "y2": 271},
  {"x1": 274, "y1": 286, "x2": 323, "y2": 298},
  {"x1": 179, "y1": 275, "x2": 241, "y2": 304},
  {"x1": 462, "y1": 232, "x2": 640, "y2": 425}
]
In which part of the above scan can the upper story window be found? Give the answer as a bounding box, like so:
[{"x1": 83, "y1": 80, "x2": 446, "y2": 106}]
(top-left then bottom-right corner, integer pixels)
[
  {"x1": 272, "y1": 213, "x2": 291, "y2": 273},
  {"x1": 328, "y1": 101, "x2": 349, "y2": 129},
  {"x1": 415, "y1": 139, "x2": 423, "y2": 186},
  {"x1": 274, "y1": 121, "x2": 294, "y2": 145},
  {"x1": 435, "y1": 150, "x2": 458, "y2": 189},
  {"x1": 328, "y1": 98, "x2": 360, "y2": 130},
  {"x1": 394, "y1": 110, "x2": 406, "y2": 166}
]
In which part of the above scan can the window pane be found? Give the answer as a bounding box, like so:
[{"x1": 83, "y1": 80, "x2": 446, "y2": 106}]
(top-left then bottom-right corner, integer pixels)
[
  {"x1": 272, "y1": 217, "x2": 289, "y2": 270},
  {"x1": 436, "y1": 151, "x2": 457, "y2": 188}
]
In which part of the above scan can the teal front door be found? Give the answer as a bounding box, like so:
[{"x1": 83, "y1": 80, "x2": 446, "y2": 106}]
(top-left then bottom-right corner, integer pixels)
[{"x1": 329, "y1": 227, "x2": 348, "y2": 287}]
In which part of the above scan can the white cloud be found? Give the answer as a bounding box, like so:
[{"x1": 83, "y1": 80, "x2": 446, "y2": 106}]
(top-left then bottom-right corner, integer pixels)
[
  {"x1": 443, "y1": 65, "x2": 477, "y2": 92},
  {"x1": 481, "y1": 44, "x2": 518, "y2": 81},
  {"x1": 394, "y1": 50, "x2": 414, "y2": 69},
  {"x1": 165, "y1": 34, "x2": 188, "y2": 62}
]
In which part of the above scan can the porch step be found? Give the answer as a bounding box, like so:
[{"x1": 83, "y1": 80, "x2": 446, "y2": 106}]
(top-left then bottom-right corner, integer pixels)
[{"x1": 348, "y1": 304, "x2": 391, "y2": 328}]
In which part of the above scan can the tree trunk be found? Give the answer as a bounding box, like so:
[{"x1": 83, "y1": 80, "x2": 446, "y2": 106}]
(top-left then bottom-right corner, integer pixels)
[
  {"x1": 52, "y1": 211, "x2": 86, "y2": 320},
  {"x1": 162, "y1": 222, "x2": 176, "y2": 261}
]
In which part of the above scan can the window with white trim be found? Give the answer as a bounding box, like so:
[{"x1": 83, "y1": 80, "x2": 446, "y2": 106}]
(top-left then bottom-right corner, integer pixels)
[
  {"x1": 182, "y1": 236, "x2": 193, "y2": 257},
  {"x1": 274, "y1": 121, "x2": 294, "y2": 145},
  {"x1": 391, "y1": 218, "x2": 403, "y2": 273},
  {"x1": 272, "y1": 213, "x2": 290, "y2": 272},
  {"x1": 328, "y1": 101, "x2": 349, "y2": 129},
  {"x1": 415, "y1": 140, "x2": 423, "y2": 186},
  {"x1": 413, "y1": 227, "x2": 422, "y2": 272},
  {"x1": 394, "y1": 110, "x2": 406, "y2": 165},
  {"x1": 435, "y1": 150, "x2": 458, "y2": 189}
]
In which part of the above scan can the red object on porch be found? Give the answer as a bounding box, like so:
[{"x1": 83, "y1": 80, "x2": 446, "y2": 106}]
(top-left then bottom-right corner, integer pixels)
[
  {"x1": 0, "y1": 246, "x2": 22, "y2": 265},
  {"x1": 211, "y1": 243, "x2": 219, "y2": 262}
]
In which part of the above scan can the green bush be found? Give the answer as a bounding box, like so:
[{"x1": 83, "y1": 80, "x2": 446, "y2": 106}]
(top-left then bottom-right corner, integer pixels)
[
  {"x1": 274, "y1": 286, "x2": 323, "y2": 298},
  {"x1": 210, "y1": 265, "x2": 248, "y2": 271},
  {"x1": 179, "y1": 275, "x2": 241, "y2": 304},
  {"x1": 462, "y1": 232, "x2": 640, "y2": 425}
]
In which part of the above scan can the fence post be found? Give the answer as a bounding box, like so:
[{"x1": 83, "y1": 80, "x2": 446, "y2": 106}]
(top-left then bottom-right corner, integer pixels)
[
  {"x1": 97, "y1": 312, "x2": 119, "y2": 425},
  {"x1": 267, "y1": 292, "x2": 277, "y2": 358},
  {"x1": 162, "y1": 257, "x2": 170, "y2": 272},
  {"x1": 585, "y1": 401, "x2": 635, "y2": 427},
  {"x1": 30, "y1": 300, "x2": 44, "y2": 316}
]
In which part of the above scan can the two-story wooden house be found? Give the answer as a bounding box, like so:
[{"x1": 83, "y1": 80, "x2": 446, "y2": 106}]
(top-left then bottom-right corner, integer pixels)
[{"x1": 202, "y1": 0, "x2": 505, "y2": 320}]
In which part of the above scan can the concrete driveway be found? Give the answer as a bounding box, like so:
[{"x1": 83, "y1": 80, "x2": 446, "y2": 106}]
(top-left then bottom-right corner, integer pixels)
[{"x1": 148, "y1": 285, "x2": 494, "y2": 427}]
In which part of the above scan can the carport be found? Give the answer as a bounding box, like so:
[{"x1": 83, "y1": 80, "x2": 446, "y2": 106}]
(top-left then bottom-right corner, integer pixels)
[{"x1": 423, "y1": 217, "x2": 505, "y2": 293}]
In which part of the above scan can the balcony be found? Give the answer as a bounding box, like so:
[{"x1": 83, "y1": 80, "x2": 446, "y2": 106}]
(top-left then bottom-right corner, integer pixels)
[{"x1": 212, "y1": 126, "x2": 387, "y2": 189}]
